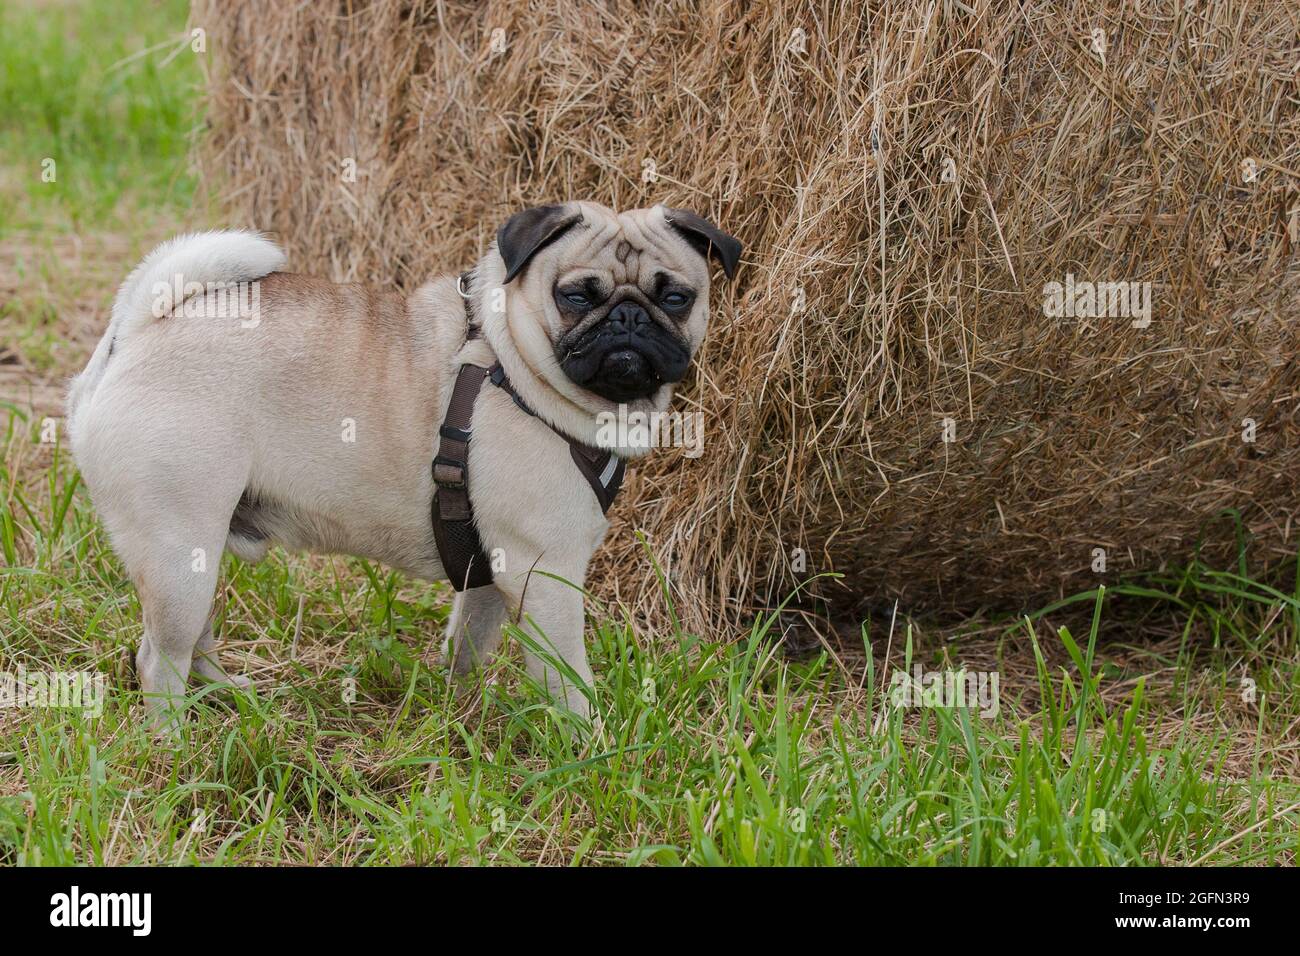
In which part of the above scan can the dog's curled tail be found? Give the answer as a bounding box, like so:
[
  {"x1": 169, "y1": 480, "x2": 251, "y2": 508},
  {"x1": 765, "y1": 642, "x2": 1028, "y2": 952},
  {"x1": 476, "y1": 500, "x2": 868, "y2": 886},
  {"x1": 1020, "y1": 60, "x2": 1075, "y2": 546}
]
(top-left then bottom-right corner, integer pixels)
[
  {"x1": 67, "y1": 231, "x2": 285, "y2": 426},
  {"x1": 109, "y1": 230, "x2": 285, "y2": 342}
]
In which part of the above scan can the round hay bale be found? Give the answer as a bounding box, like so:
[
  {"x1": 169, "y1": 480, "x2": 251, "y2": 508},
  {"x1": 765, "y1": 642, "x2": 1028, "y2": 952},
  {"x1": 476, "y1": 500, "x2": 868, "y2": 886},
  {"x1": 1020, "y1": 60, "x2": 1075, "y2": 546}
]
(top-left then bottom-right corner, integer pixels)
[{"x1": 195, "y1": 0, "x2": 1300, "y2": 629}]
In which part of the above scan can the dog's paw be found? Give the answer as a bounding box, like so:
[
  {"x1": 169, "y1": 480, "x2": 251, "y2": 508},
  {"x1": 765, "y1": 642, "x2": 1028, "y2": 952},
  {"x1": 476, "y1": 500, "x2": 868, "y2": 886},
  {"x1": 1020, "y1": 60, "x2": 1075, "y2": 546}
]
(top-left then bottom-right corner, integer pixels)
[
  {"x1": 191, "y1": 653, "x2": 254, "y2": 691},
  {"x1": 558, "y1": 688, "x2": 592, "y2": 722},
  {"x1": 442, "y1": 636, "x2": 486, "y2": 679},
  {"x1": 142, "y1": 699, "x2": 186, "y2": 744}
]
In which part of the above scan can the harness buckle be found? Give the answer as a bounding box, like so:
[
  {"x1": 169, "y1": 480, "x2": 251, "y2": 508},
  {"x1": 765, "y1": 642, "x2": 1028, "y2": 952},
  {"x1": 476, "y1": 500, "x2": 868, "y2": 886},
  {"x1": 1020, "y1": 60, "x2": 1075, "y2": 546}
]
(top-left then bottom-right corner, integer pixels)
[{"x1": 432, "y1": 456, "x2": 466, "y2": 489}]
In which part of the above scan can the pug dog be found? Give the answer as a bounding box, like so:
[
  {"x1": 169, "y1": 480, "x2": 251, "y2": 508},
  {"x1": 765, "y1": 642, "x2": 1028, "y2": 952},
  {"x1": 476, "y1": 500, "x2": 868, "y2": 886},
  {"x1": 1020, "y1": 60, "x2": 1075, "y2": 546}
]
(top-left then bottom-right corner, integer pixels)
[{"x1": 66, "y1": 201, "x2": 741, "y2": 726}]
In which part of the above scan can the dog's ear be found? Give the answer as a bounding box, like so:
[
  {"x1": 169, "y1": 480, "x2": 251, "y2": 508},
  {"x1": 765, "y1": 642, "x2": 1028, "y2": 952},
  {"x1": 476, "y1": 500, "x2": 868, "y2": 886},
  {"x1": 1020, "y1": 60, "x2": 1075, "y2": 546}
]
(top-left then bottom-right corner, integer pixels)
[
  {"x1": 663, "y1": 207, "x2": 743, "y2": 280},
  {"x1": 496, "y1": 205, "x2": 583, "y2": 283}
]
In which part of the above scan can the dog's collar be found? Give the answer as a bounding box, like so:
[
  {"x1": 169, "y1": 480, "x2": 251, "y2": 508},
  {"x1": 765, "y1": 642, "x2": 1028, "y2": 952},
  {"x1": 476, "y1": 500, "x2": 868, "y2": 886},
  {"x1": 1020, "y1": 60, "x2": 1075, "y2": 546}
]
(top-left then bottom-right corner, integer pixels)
[{"x1": 487, "y1": 362, "x2": 537, "y2": 416}]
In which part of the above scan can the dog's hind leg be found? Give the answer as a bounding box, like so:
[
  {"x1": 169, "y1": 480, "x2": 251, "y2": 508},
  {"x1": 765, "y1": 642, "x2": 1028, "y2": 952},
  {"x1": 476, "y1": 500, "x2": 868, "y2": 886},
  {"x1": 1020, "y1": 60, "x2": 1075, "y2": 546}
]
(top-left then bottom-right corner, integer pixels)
[
  {"x1": 83, "y1": 443, "x2": 246, "y2": 731},
  {"x1": 444, "y1": 586, "x2": 508, "y2": 676},
  {"x1": 68, "y1": 311, "x2": 257, "y2": 730},
  {"x1": 186, "y1": 514, "x2": 270, "y2": 690},
  {"x1": 129, "y1": 525, "x2": 227, "y2": 732}
]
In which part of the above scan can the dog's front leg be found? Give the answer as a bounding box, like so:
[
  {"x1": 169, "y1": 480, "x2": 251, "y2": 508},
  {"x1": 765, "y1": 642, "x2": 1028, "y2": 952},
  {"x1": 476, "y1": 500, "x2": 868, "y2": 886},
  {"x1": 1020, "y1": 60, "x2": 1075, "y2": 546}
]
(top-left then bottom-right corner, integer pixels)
[
  {"x1": 444, "y1": 586, "x2": 508, "y2": 676},
  {"x1": 494, "y1": 568, "x2": 592, "y2": 719}
]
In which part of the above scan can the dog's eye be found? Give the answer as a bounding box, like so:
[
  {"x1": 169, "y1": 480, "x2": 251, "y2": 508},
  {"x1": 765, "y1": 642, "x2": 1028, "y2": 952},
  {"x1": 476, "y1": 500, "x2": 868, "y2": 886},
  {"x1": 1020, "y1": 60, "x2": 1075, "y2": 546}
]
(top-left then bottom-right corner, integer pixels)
[
  {"x1": 662, "y1": 291, "x2": 691, "y2": 309},
  {"x1": 563, "y1": 291, "x2": 592, "y2": 307}
]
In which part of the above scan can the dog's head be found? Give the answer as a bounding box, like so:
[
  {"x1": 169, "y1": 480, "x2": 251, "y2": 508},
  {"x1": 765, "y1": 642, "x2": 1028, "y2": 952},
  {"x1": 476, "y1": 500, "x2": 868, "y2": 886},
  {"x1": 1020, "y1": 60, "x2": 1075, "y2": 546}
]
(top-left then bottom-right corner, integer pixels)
[{"x1": 485, "y1": 201, "x2": 741, "y2": 408}]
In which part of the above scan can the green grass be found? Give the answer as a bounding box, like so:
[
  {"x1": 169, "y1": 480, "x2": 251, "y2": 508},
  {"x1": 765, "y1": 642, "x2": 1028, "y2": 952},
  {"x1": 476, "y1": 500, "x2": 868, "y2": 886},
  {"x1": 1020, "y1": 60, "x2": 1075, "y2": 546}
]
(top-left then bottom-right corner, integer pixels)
[
  {"x1": 0, "y1": 0, "x2": 201, "y2": 232},
  {"x1": 1, "y1": 410, "x2": 1298, "y2": 865},
  {"x1": 0, "y1": 0, "x2": 204, "y2": 401}
]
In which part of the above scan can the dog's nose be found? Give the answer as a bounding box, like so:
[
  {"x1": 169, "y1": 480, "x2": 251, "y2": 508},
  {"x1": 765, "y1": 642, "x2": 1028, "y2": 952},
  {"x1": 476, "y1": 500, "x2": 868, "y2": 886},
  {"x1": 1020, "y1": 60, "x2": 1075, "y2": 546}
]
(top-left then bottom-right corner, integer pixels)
[{"x1": 606, "y1": 300, "x2": 650, "y2": 334}]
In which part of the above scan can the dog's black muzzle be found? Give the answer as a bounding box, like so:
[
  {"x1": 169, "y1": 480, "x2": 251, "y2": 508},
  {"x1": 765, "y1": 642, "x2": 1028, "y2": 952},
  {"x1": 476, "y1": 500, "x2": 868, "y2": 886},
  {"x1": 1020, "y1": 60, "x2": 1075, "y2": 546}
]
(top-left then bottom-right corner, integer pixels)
[{"x1": 558, "y1": 300, "x2": 691, "y2": 403}]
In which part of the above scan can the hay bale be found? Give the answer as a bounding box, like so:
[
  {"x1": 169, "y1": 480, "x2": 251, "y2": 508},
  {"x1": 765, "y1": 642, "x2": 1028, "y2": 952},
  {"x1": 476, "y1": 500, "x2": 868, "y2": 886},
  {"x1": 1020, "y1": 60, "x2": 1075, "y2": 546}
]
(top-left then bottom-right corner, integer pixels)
[{"x1": 195, "y1": 0, "x2": 1300, "y2": 628}]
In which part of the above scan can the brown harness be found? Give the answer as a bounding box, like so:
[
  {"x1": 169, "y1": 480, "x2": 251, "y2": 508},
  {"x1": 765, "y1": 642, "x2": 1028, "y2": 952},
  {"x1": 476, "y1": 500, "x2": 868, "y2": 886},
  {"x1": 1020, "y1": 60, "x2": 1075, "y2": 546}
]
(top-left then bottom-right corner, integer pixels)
[{"x1": 431, "y1": 346, "x2": 625, "y2": 592}]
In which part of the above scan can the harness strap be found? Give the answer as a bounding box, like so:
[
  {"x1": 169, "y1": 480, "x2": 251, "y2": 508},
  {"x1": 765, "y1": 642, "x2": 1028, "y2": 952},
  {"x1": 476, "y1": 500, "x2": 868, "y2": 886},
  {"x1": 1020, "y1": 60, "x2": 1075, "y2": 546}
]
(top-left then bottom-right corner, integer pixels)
[
  {"x1": 431, "y1": 364, "x2": 495, "y2": 591},
  {"x1": 431, "y1": 360, "x2": 625, "y2": 592},
  {"x1": 487, "y1": 363, "x2": 627, "y2": 512}
]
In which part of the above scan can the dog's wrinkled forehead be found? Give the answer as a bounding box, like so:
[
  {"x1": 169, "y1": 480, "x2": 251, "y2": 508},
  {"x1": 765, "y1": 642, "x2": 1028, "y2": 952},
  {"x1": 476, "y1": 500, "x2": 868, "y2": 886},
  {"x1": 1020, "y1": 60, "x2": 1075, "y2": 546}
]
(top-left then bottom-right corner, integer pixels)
[
  {"x1": 556, "y1": 204, "x2": 704, "y2": 286},
  {"x1": 496, "y1": 201, "x2": 742, "y2": 287}
]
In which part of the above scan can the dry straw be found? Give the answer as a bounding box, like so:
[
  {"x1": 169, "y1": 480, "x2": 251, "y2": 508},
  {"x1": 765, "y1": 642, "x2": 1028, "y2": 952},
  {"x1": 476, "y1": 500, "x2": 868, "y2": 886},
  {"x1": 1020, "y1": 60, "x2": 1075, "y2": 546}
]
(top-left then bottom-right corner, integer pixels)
[{"x1": 197, "y1": 0, "x2": 1299, "y2": 632}]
